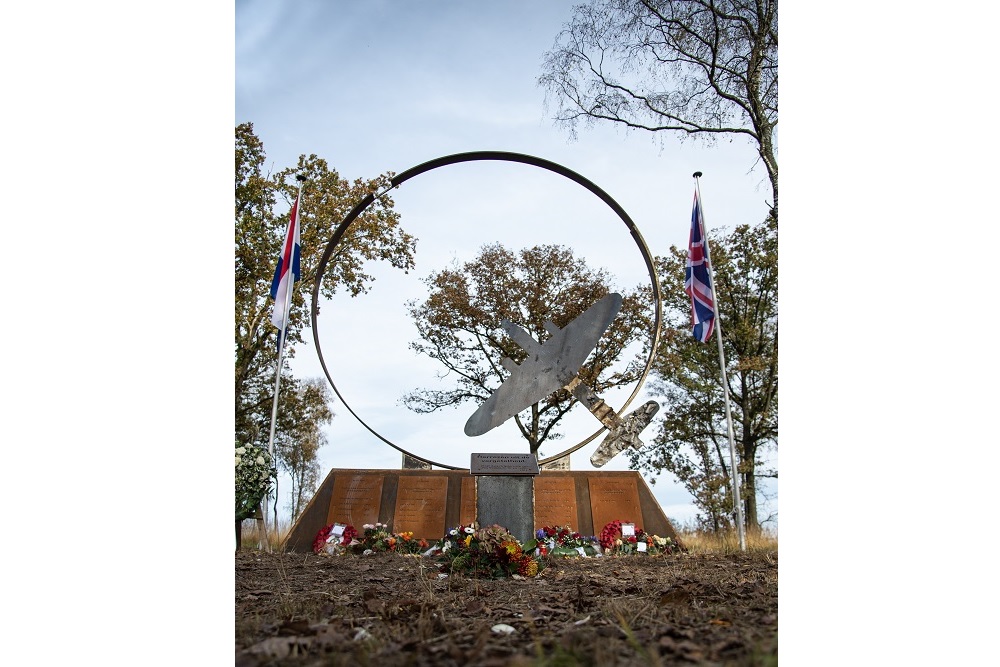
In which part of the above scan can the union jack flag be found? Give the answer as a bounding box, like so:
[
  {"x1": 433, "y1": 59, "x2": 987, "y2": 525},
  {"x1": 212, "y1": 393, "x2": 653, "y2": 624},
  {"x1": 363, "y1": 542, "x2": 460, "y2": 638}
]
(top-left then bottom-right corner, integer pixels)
[{"x1": 684, "y1": 188, "x2": 715, "y2": 342}]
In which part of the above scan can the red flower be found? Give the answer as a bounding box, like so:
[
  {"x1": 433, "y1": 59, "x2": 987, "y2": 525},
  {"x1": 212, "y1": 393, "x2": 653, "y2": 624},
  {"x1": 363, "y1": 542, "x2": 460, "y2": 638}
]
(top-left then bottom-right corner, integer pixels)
[
  {"x1": 313, "y1": 524, "x2": 333, "y2": 553},
  {"x1": 340, "y1": 525, "x2": 358, "y2": 546}
]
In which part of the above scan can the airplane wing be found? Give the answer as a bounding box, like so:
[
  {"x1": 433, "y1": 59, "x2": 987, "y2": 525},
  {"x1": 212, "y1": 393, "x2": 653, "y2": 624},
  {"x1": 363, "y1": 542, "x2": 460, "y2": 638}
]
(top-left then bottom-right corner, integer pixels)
[{"x1": 464, "y1": 293, "x2": 623, "y2": 437}]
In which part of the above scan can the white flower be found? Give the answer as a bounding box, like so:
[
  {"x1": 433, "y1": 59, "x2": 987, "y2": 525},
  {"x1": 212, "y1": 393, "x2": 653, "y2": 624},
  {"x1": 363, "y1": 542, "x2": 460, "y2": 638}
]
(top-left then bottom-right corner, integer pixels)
[
  {"x1": 235, "y1": 456, "x2": 242, "y2": 466},
  {"x1": 256, "y1": 455, "x2": 265, "y2": 465},
  {"x1": 235, "y1": 446, "x2": 246, "y2": 455},
  {"x1": 464, "y1": 526, "x2": 475, "y2": 534},
  {"x1": 449, "y1": 529, "x2": 458, "y2": 536},
  {"x1": 363, "y1": 524, "x2": 374, "y2": 530}
]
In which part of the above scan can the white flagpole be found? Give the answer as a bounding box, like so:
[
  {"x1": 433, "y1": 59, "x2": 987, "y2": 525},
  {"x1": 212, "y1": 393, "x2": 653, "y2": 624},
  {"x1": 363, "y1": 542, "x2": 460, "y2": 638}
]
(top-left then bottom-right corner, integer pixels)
[
  {"x1": 693, "y1": 172, "x2": 746, "y2": 552},
  {"x1": 264, "y1": 175, "x2": 305, "y2": 546}
]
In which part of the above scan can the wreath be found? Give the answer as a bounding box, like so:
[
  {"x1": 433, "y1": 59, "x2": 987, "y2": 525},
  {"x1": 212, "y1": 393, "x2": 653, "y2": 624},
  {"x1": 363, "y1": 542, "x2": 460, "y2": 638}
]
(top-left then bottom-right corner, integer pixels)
[
  {"x1": 312, "y1": 523, "x2": 359, "y2": 554},
  {"x1": 599, "y1": 520, "x2": 625, "y2": 550}
]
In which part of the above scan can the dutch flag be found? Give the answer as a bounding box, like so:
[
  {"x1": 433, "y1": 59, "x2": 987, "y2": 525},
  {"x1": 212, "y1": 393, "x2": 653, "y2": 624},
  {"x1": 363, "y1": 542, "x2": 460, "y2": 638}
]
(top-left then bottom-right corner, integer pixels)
[{"x1": 270, "y1": 193, "x2": 301, "y2": 339}]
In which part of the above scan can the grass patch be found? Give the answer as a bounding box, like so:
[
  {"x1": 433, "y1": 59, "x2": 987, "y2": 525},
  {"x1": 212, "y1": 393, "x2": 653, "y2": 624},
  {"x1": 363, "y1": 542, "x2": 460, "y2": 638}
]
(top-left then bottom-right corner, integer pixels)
[{"x1": 676, "y1": 523, "x2": 778, "y2": 554}]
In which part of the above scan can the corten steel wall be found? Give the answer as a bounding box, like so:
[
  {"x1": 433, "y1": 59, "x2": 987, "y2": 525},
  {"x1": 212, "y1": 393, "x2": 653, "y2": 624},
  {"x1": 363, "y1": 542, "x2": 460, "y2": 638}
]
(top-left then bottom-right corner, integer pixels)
[{"x1": 282, "y1": 469, "x2": 680, "y2": 552}]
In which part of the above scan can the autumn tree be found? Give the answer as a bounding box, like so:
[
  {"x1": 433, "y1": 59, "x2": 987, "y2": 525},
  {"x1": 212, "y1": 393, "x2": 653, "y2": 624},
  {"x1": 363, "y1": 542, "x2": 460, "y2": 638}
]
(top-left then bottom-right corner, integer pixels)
[
  {"x1": 273, "y1": 378, "x2": 332, "y2": 520},
  {"x1": 627, "y1": 215, "x2": 777, "y2": 531},
  {"x1": 539, "y1": 0, "x2": 778, "y2": 214},
  {"x1": 235, "y1": 123, "x2": 416, "y2": 520},
  {"x1": 403, "y1": 243, "x2": 651, "y2": 460}
]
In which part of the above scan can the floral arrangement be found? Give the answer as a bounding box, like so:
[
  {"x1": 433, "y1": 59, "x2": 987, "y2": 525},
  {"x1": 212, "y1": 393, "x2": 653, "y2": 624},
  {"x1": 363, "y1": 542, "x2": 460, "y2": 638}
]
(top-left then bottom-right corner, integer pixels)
[
  {"x1": 312, "y1": 523, "x2": 359, "y2": 554},
  {"x1": 349, "y1": 522, "x2": 429, "y2": 555},
  {"x1": 527, "y1": 525, "x2": 601, "y2": 557},
  {"x1": 235, "y1": 443, "x2": 277, "y2": 522},
  {"x1": 312, "y1": 522, "x2": 429, "y2": 555},
  {"x1": 599, "y1": 520, "x2": 682, "y2": 556},
  {"x1": 305, "y1": 517, "x2": 681, "y2": 574},
  {"x1": 434, "y1": 523, "x2": 541, "y2": 578}
]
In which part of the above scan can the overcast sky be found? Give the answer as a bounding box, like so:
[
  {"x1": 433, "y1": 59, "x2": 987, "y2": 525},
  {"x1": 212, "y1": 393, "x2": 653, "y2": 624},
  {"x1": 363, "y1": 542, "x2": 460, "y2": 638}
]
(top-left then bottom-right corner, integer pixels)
[{"x1": 236, "y1": 0, "x2": 778, "y2": 530}]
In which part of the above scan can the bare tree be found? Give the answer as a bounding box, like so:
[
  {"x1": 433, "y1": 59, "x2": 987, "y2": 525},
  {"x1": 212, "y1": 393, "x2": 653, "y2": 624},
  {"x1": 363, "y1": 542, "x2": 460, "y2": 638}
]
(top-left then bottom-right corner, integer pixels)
[{"x1": 540, "y1": 0, "x2": 777, "y2": 213}]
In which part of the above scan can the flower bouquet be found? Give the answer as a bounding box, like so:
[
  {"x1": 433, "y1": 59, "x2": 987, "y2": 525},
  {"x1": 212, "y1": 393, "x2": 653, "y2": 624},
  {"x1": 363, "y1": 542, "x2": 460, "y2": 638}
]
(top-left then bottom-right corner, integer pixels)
[
  {"x1": 349, "y1": 523, "x2": 429, "y2": 555},
  {"x1": 313, "y1": 522, "x2": 430, "y2": 555},
  {"x1": 312, "y1": 523, "x2": 359, "y2": 554},
  {"x1": 599, "y1": 520, "x2": 682, "y2": 555},
  {"x1": 434, "y1": 523, "x2": 540, "y2": 578},
  {"x1": 235, "y1": 443, "x2": 277, "y2": 522},
  {"x1": 526, "y1": 525, "x2": 601, "y2": 557}
]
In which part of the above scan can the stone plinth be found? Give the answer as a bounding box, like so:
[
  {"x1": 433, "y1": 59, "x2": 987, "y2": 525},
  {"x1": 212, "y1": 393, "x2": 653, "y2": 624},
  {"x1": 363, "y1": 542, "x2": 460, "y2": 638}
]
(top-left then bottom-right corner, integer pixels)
[
  {"x1": 282, "y1": 469, "x2": 680, "y2": 552},
  {"x1": 476, "y1": 476, "x2": 535, "y2": 543}
]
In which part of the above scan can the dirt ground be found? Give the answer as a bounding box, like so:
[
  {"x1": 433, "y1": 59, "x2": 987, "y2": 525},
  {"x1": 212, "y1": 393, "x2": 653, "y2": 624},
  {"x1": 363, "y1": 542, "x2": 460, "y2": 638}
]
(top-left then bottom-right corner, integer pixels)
[{"x1": 236, "y1": 549, "x2": 777, "y2": 666}]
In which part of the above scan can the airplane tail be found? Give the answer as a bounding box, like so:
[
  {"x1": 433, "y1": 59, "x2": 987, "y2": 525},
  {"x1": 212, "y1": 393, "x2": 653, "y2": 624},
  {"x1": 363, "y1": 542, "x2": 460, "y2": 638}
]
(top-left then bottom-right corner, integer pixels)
[{"x1": 589, "y1": 401, "x2": 660, "y2": 468}]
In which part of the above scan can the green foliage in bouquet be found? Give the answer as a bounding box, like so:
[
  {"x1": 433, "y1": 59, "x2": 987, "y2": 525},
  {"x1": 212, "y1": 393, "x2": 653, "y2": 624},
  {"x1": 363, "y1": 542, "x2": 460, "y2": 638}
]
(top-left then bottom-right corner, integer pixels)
[
  {"x1": 348, "y1": 522, "x2": 430, "y2": 555},
  {"x1": 435, "y1": 524, "x2": 542, "y2": 579},
  {"x1": 524, "y1": 525, "x2": 602, "y2": 557},
  {"x1": 599, "y1": 520, "x2": 683, "y2": 556}
]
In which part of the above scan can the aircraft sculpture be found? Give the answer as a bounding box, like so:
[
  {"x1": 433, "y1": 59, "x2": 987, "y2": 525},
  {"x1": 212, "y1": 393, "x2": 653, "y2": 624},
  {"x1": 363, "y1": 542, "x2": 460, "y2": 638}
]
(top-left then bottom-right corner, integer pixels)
[{"x1": 464, "y1": 293, "x2": 659, "y2": 467}]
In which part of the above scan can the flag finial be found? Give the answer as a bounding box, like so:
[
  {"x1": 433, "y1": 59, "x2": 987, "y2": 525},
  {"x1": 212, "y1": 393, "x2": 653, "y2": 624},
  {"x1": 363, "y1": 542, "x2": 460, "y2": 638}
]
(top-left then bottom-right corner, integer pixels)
[{"x1": 692, "y1": 171, "x2": 703, "y2": 178}]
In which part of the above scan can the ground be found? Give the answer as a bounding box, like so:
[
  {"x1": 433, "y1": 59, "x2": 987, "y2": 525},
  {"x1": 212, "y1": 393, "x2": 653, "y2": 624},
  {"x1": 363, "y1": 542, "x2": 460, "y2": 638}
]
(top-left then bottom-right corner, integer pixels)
[{"x1": 235, "y1": 549, "x2": 777, "y2": 666}]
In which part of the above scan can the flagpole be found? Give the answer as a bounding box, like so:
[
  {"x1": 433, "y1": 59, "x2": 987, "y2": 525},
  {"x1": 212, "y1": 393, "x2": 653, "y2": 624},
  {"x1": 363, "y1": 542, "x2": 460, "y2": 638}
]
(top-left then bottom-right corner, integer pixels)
[
  {"x1": 693, "y1": 171, "x2": 746, "y2": 552},
  {"x1": 265, "y1": 174, "x2": 306, "y2": 547}
]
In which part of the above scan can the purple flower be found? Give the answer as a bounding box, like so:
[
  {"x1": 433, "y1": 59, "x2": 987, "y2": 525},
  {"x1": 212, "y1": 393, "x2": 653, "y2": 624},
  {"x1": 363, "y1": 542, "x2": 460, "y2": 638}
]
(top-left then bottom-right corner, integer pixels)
[{"x1": 536, "y1": 529, "x2": 546, "y2": 540}]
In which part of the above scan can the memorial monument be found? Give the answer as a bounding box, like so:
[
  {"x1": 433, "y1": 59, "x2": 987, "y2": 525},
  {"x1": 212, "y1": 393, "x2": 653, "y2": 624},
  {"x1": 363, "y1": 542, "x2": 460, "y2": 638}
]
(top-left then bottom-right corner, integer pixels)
[{"x1": 282, "y1": 151, "x2": 679, "y2": 551}]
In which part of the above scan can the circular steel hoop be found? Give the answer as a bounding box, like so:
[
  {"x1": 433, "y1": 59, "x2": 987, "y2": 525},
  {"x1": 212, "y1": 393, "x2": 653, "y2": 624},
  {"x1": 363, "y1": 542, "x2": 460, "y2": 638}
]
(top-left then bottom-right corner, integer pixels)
[{"x1": 311, "y1": 151, "x2": 662, "y2": 470}]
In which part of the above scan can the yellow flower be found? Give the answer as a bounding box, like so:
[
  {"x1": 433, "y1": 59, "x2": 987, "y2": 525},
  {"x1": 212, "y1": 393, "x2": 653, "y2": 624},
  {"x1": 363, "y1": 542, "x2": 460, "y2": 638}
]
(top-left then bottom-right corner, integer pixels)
[
  {"x1": 463, "y1": 535, "x2": 473, "y2": 548},
  {"x1": 502, "y1": 541, "x2": 522, "y2": 557}
]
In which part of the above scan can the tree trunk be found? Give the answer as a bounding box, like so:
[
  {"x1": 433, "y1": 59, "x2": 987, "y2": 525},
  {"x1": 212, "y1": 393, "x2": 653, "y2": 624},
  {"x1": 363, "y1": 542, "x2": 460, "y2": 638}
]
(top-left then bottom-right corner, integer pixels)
[
  {"x1": 272, "y1": 477, "x2": 279, "y2": 535},
  {"x1": 742, "y1": 441, "x2": 759, "y2": 533},
  {"x1": 236, "y1": 520, "x2": 243, "y2": 551}
]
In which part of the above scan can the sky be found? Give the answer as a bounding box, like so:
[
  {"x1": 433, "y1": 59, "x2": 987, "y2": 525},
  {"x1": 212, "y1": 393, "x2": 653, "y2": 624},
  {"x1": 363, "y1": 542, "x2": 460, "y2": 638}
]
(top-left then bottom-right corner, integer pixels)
[
  {"x1": 236, "y1": 0, "x2": 778, "y2": 531},
  {"x1": 5, "y1": 0, "x2": 1000, "y2": 663}
]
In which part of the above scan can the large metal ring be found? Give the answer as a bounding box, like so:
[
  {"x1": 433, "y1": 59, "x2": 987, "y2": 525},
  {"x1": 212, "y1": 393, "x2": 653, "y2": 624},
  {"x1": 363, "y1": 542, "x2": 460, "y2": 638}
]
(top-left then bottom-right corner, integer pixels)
[{"x1": 311, "y1": 151, "x2": 662, "y2": 470}]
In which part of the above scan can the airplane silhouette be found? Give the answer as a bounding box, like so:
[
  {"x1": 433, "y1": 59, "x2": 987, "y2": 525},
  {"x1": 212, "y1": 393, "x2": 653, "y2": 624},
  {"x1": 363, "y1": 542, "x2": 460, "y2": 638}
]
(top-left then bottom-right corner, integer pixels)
[{"x1": 464, "y1": 292, "x2": 659, "y2": 467}]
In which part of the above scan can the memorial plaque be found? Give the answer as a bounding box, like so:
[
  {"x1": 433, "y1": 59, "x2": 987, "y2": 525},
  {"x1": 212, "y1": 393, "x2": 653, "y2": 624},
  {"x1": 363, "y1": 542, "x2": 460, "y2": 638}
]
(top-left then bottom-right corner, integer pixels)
[
  {"x1": 327, "y1": 474, "x2": 384, "y2": 527},
  {"x1": 470, "y1": 453, "x2": 540, "y2": 475},
  {"x1": 460, "y1": 476, "x2": 476, "y2": 526},
  {"x1": 589, "y1": 476, "x2": 642, "y2": 536},
  {"x1": 533, "y1": 476, "x2": 578, "y2": 529},
  {"x1": 393, "y1": 476, "x2": 448, "y2": 539}
]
